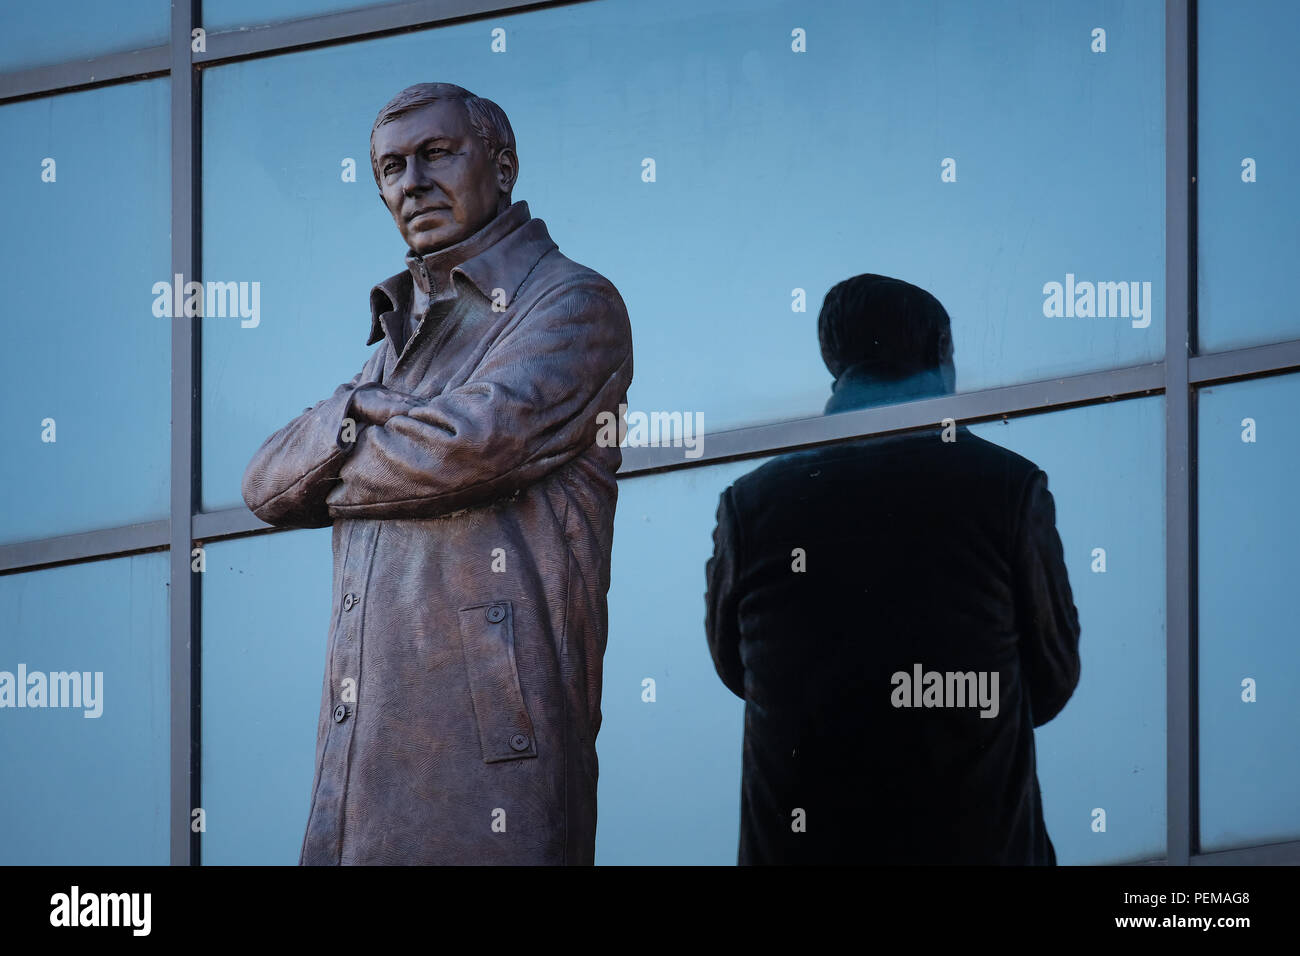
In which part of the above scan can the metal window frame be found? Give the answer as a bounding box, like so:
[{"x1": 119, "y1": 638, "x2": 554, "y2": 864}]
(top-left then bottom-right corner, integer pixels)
[
  {"x1": 0, "y1": 0, "x2": 1297, "y2": 867},
  {"x1": 170, "y1": 0, "x2": 202, "y2": 869},
  {"x1": 1165, "y1": 0, "x2": 1195, "y2": 867}
]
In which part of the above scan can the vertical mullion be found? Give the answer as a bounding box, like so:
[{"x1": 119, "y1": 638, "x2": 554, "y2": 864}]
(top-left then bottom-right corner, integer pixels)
[
  {"x1": 169, "y1": 0, "x2": 201, "y2": 867},
  {"x1": 1165, "y1": 0, "x2": 1195, "y2": 866}
]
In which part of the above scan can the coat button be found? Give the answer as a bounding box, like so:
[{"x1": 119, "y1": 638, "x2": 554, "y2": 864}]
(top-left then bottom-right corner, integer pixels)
[
  {"x1": 486, "y1": 604, "x2": 505, "y2": 623},
  {"x1": 333, "y1": 704, "x2": 349, "y2": 723},
  {"x1": 343, "y1": 592, "x2": 357, "y2": 611},
  {"x1": 509, "y1": 733, "x2": 530, "y2": 751}
]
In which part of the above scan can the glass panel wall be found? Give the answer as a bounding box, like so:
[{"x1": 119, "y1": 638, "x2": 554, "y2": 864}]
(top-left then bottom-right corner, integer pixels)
[{"x1": 0, "y1": 80, "x2": 171, "y2": 543}]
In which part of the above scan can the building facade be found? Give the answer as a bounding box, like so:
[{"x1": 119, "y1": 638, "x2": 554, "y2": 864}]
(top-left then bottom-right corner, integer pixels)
[{"x1": 0, "y1": 0, "x2": 1296, "y2": 865}]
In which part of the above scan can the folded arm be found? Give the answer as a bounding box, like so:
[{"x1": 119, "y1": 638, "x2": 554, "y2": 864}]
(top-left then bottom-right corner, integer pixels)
[
  {"x1": 240, "y1": 350, "x2": 384, "y2": 528},
  {"x1": 327, "y1": 279, "x2": 633, "y2": 520}
]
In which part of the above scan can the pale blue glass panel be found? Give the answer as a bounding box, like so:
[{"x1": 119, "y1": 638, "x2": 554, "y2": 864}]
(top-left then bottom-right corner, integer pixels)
[
  {"x1": 0, "y1": 80, "x2": 170, "y2": 542},
  {"x1": 599, "y1": 457, "x2": 769, "y2": 865},
  {"x1": 200, "y1": 528, "x2": 332, "y2": 864},
  {"x1": 201, "y1": 0, "x2": 1164, "y2": 510},
  {"x1": 1198, "y1": 0, "x2": 1300, "y2": 351},
  {"x1": 0, "y1": 1, "x2": 168, "y2": 71},
  {"x1": 1198, "y1": 373, "x2": 1300, "y2": 851},
  {"x1": 0, "y1": 552, "x2": 170, "y2": 864}
]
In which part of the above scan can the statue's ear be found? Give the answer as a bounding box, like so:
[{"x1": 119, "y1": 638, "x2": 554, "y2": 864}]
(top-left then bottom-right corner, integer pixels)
[{"x1": 496, "y1": 147, "x2": 519, "y2": 193}]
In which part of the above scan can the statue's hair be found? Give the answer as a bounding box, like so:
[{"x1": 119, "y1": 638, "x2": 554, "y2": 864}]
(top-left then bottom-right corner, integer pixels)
[{"x1": 369, "y1": 83, "x2": 515, "y2": 186}]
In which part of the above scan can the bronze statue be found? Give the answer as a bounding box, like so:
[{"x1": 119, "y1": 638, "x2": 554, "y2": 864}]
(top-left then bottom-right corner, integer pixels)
[{"x1": 242, "y1": 83, "x2": 633, "y2": 865}]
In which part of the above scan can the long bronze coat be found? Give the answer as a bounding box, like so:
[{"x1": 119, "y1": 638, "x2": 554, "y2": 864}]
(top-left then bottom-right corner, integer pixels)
[{"x1": 242, "y1": 202, "x2": 633, "y2": 864}]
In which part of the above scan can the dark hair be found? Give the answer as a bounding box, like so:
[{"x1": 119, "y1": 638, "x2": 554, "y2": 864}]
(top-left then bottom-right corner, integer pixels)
[
  {"x1": 370, "y1": 82, "x2": 516, "y2": 186},
  {"x1": 817, "y1": 273, "x2": 953, "y2": 380}
]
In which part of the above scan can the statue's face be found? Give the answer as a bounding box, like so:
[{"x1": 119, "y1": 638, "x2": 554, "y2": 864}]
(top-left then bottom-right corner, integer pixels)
[{"x1": 373, "y1": 99, "x2": 511, "y2": 255}]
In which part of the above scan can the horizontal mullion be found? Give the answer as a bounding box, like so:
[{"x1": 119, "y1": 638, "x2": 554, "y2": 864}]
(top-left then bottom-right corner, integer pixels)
[
  {"x1": 0, "y1": 46, "x2": 168, "y2": 103},
  {"x1": 0, "y1": 519, "x2": 169, "y2": 574},
  {"x1": 192, "y1": 507, "x2": 272, "y2": 540},
  {"x1": 0, "y1": 0, "x2": 583, "y2": 100},
  {"x1": 618, "y1": 361, "x2": 1165, "y2": 474},
  {"x1": 190, "y1": 363, "x2": 1166, "y2": 543},
  {"x1": 18, "y1": 342, "x2": 1300, "y2": 560},
  {"x1": 196, "y1": 0, "x2": 574, "y2": 66},
  {"x1": 1190, "y1": 838, "x2": 1300, "y2": 865},
  {"x1": 1189, "y1": 337, "x2": 1300, "y2": 386}
]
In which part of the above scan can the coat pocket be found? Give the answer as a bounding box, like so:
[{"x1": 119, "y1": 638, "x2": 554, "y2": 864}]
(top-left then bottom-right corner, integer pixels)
[{"x1": 455, "y1": 601, "x2": 539, "y2": 763}]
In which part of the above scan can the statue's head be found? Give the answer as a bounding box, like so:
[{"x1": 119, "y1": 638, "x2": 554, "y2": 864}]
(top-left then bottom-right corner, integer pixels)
[
  {"x1": 370, "y1": 83, "x2": 518, "y2": 256},
  {"x1": 817, "y1": 274, "x2": 957, "y2": 408}
]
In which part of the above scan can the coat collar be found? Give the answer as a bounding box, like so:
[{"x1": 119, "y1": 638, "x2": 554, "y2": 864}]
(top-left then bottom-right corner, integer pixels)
[
  {"x1": 823, "y1": 360, "x2": 954, "y2": 414},
  {"x1": 367, "y1": 200, "x2": 556, "y2": 346}
]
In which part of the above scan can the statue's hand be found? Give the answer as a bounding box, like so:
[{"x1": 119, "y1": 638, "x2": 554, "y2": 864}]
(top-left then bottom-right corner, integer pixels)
[{"x1": 349, "y1": 384, "x2": 421, "y2": 425}]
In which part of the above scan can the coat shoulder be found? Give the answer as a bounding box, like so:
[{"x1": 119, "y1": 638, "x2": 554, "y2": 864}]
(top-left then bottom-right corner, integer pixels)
[
  {"x1": 724, "y1": 426, "x2": 1045, "y2": 520},
  {"x1": 526, "y1": 246, "x2": 625, "y2": 305},
  {"x1": 519, "y1": 248, "x2": 631, "y2": 357}
]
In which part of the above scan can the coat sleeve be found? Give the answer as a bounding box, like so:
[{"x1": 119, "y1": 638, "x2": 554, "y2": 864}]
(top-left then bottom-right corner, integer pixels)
[
  {"x1": 325, "y1": 278, "x2": 633, "y2": 520},
  {"x1": 240, "y1": 351, "x2": 382, "y2": 528},
  {"x1": 1012, "y1": 468, "x2": 1082, "y2": 727},
  {"x1": 705, "y1": 484, "x2": 746, "y2": 700}
]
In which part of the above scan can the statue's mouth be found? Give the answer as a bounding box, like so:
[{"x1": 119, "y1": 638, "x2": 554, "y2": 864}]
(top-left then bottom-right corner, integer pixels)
[{"x1": 407, "y1": 206, "x2": 449, "y2": 223}]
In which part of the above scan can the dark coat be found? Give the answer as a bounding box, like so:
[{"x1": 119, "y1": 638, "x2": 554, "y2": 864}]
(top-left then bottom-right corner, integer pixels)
[
  {"x1": 705, "y1": 418, "x2": 1081, "y2": 865},
  {"x1": 242, "y1": 201, "x2": 633, "y2": 864}
]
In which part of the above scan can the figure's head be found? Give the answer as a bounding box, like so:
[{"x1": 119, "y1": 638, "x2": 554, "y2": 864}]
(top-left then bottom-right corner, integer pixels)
[
  {"x1": 817, "y1": 273, "x2": 956, "y2": 395},
  {"x1": 370, "y1": 83, "x2": 518, "y2": 255}
]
